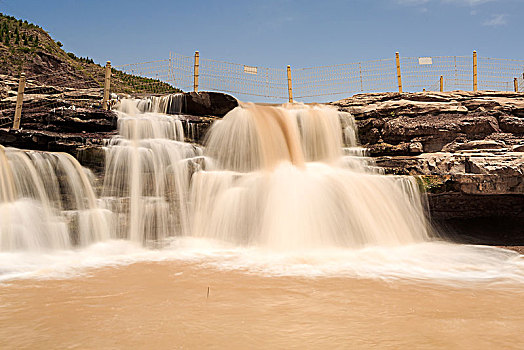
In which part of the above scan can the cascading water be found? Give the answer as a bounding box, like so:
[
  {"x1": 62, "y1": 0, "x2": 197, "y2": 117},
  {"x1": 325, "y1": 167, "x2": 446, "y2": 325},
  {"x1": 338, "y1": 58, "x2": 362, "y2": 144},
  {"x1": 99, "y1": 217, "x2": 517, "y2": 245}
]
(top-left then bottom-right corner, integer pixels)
[
  {"x1": 2, "y1": 95, "x2": 524, "y2": 350},
  {"x1": 118, "y1": 94, "x2": 185, "y2": 115},
  {"x1": 1, "y1": 98, "x2": 427, "y2": 251},
  {"x1": 0, "y1": 99, "x2": 430, "y2": 250},
  {"x1": 0, "y1": 145, "x2": 111, "y2": 251},
  {"x1": 192, "y1": 102, "x2": 429, "y2": 249},
  {"x1": 1, "y1": 94, "x2": 522, "y2": 285},
  {"x1": 101, "y1": 97, "x2": 202, "y2": 244}
]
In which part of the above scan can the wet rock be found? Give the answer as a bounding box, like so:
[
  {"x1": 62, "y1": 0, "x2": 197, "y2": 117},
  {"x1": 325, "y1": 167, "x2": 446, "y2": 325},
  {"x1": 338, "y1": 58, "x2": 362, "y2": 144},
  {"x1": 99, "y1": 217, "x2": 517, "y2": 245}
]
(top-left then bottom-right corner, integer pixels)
[
  {"x1": 378, "y1": 151, "x2": 523, "y2": 178},
  {"x1": 0, "y1": 126, "x2": 114, "y2": 155},
  {"x1": 0, "y1": 75, "x2": 118, "y2": 154},
  {"x1": 428, "y1": 193, "x2": 524, "y2": 220},
  {"x1": 367, "y1": 142, "x2": 410, "y2": 156},
  {"x1": 24, "y1": 85, "x2": 63, "y2": 95},
  {"x1": 183, "y1": 91, "x2": 238, "y2": 117},
  {"x1": 378, "y1": 150, "x2": 524, "y2": 229},
  {"x1": 77, "y1": 145, "x2": 106, "y2": 172},
  {"x1": 44, "y1": 107, "x2": 118, "y2": 133}
]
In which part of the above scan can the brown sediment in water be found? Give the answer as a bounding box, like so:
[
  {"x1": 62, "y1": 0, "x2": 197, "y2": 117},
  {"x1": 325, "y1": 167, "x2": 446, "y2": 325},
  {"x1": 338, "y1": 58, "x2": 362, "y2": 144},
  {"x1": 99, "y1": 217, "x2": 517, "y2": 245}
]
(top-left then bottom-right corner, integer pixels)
[
  {"x1": 1, "y1": 100, "x2": 523, "y2": 349},
  {"x1": 250, "y1": 103, "x2": 305, "y2": 170},
  {"x1": 0, "y1": 262, "x2": 523, "y2": 349}
]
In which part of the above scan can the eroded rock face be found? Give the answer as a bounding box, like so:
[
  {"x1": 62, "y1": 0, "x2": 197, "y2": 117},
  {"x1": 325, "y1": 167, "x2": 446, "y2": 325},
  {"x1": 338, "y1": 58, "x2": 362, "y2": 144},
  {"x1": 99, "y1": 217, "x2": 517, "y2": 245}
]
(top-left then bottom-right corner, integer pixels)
[
  {"x1": 429, "y1": 194, "x2": 524, "y2": 245},
  {"x1": 376, "y1": 151, "x2": 523, "y2": 178},
  {"x1": 332, "y1": 91, "x2": 524, "y2": 156},
  {"x1": 0, "y1": 76, "x2": 119, "y2": 157},
  {"x1": 0, "y1": 128, "x2": 112, "y2": 154},
  {"x1": 377, "y1": 148, "x2": 523, "y2": 189}
]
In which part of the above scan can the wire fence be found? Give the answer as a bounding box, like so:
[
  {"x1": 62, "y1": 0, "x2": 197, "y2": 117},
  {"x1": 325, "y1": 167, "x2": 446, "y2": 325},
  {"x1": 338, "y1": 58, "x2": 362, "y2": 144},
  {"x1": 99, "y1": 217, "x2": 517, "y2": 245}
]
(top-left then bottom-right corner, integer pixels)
[
  {"x1": 199, "y1": 57, "x2": 287, "y2": 99},
  {"x1": 115, "y1": 52, "x2": 524, "y2": 102},
  {"x1": 2, "y1": 52, "x2": 524, "y2": 130},
  {"x1": 479, "y1": 57, "x2": 524, "y2": 92},
  {"x1": 293, "y1": 59, "x2": 398, "y2": 99},
  {"x1": 113, "y1": 57, "x2": 185, "y2": 94},
  {"x1": 0, "y1": 61, "x2": 186, "y2": 129}
]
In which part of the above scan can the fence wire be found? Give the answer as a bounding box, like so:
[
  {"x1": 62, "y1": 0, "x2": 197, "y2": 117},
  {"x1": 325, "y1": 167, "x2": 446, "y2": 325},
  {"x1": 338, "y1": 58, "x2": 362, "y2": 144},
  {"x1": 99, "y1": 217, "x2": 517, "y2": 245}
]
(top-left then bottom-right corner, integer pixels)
[
  {"x1": 3, "y1": 53, "x2": 524, "y2": 129},
  {"x1": 293, "y1": 59, "x2": 398, "y2": 98},
  {"x1": 114, "y1": 58, "x2": 186, "y2": 94},
  {"x1": 199, "y1": 58, "x2": 287, "y2": 99},
  {"x1": 400, "y1": 56, "x2": 472, "y2": 92},
  {"x1": 107, "y1": 53, "x2": 524, "y2": 102},
  {"x1": 479, "y1": 57, "x2": 524, "y2": 91}
]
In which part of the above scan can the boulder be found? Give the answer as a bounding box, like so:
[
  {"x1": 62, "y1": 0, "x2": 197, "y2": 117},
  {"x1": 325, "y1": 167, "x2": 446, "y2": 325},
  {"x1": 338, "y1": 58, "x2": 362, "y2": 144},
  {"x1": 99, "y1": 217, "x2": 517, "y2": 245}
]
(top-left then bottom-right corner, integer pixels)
[{"x1": 183, "y1": 91, "x2": 238, "y2": 117}]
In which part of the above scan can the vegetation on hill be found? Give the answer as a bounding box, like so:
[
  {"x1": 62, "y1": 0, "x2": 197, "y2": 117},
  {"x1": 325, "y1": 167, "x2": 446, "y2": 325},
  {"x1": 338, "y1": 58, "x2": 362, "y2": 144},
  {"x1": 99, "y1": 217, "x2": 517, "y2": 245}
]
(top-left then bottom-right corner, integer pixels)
[{"x1": 0, "y1": 13, "x2": 181, "y2": 94}]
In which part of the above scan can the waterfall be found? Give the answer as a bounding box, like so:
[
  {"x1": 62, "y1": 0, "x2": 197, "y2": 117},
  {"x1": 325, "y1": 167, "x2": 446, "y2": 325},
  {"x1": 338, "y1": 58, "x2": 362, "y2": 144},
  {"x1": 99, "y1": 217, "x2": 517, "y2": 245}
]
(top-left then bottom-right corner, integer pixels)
[
  {"x1": 191, "y1": 103, "x2": 430, "y2": 249},
  {"x1": 101, "y1": 109, "x2": 202, "y2": 244},
  {"x1": 118, "y1": 94, "x2": 185, "y2": 115},
  {"x1": 0, "y1": 98, "x2": 430, "y2": 251},
  {"x1": 0, "y1": 146, "x2": 111, "y2": 251}
]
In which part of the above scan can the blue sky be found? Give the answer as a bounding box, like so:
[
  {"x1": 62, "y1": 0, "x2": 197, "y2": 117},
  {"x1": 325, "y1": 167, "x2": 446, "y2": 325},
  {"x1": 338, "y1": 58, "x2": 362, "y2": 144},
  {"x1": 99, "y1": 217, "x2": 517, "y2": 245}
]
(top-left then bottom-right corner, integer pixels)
[{"x1": 1, "y1": 0, "x2": 522, "y2": 68}]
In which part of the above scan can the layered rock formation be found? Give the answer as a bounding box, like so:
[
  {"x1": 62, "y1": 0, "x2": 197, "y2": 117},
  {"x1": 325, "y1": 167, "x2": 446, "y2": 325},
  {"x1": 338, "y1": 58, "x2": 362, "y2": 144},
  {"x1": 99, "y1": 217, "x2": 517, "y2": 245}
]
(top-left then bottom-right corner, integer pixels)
[
  {"x1": 0, "y1": 74, "x2": 117, "y2": 154},
  {"x1": 332, "y1": 92, "x2": 524, "y2": 244},
  {"x1": 332, "y1": 91, "x2": 524, "y2": 155},
  {"x1": 0, "y1": 75, "x2": 236, "y2": 156}
]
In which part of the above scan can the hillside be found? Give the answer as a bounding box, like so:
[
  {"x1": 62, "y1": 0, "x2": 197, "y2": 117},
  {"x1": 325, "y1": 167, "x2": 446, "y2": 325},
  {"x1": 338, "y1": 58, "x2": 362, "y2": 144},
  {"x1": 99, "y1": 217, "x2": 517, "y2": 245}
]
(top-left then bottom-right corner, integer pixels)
[{"x1": 0, "y1": 13, "x2": 180, "y2": 94}]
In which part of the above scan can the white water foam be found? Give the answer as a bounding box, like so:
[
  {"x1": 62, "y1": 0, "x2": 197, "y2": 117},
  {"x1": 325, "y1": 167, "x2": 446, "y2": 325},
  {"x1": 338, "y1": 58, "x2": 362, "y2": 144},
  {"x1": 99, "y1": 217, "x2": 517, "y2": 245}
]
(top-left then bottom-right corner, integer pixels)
[
  {"x1": 1, "y1": 99, "x2": 523, "y2": 287},
  {"x1": 1, "y1": 239, "x2": 523, "y2": 288}
]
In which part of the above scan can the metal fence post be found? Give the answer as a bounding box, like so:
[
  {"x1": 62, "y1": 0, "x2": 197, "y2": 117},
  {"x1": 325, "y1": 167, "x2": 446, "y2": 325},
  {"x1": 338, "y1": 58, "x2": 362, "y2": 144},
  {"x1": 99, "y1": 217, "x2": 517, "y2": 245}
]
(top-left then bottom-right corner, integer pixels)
[
  {"x1": 396, "y1": 52, "x2": 403, "y2": 93},
  {"x1": 287, "y1": 65, "x2": 293, "y2": 103},
  {"x1": 440, "y1": 75, "x2": 444, "y2": 92},
  {"x1": 514, "y1": 78, "x2": 518, "y2": 92},
  {"x1": 473, "y1": 51, "x2": 478, "y2": 92},
  {"x1": 102, "y1": 61, "x2": 111, "y2": 110},
  {"x1": 12, "y1": 73, "x2": 26, "y2": 130},
  {"x1": 194, "y1": 51, "x2": 199, "y2": 92}
]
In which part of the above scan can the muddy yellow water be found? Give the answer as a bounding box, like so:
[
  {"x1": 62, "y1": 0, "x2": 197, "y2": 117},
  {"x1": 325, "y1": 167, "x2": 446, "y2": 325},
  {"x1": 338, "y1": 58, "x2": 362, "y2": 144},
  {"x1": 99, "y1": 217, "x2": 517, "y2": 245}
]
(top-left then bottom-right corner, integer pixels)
[{"x1": 1, "y1": 261, "x2": 523, "y2": 349}]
